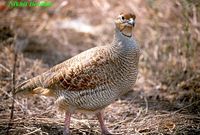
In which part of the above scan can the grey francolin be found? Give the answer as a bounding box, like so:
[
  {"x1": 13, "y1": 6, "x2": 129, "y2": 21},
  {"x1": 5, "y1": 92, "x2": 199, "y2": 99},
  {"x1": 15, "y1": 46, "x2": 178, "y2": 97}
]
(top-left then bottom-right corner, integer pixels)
[{"x1": 16, "y1": 12, "x2": 140, "y2": 135}]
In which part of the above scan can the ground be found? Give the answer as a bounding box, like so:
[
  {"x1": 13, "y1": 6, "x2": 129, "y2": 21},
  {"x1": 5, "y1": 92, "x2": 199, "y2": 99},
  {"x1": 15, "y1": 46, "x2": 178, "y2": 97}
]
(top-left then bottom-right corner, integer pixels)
[{"x1": 0, "y1": 0, "x2": 200, "y2": 135}]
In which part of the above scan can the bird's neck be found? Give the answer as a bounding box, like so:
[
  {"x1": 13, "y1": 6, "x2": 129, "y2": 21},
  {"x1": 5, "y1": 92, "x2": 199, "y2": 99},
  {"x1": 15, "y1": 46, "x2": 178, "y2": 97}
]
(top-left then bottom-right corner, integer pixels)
[{"x1": 112, "y1": 28, "x2": 137, "y2": 50}]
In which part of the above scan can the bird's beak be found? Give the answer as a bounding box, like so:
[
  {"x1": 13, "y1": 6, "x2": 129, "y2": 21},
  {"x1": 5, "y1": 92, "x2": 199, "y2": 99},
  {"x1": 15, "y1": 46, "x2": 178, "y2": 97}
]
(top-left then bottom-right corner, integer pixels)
[{"x1": 127, "y1": 19, "x2": 135, "y2": 26}]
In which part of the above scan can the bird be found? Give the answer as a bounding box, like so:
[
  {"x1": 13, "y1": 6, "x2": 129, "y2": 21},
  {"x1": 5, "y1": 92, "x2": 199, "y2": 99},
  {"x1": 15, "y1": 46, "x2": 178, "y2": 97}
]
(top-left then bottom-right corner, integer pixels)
[{"x1": 15, "y1": 12, "x2": 140, "y2": 135}]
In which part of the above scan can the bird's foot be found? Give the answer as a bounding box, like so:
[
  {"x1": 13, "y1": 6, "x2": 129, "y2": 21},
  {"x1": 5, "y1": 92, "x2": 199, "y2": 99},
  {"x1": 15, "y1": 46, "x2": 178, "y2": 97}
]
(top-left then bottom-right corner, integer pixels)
[
  {"x1": 102, "y1": 129, "x2": 113, "y2": 135},
  {"x1": 102, "y1": 130, "x2": 124, "y2": 135},
  {"x1": 63, "y1": 129, "x2": 70, "y2": 135}
]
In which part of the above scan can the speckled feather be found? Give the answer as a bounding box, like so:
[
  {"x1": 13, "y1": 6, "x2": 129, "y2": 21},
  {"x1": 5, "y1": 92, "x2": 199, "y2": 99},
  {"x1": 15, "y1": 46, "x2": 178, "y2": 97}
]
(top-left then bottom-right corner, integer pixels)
[{"x1": 16, "y1": 13, "x2": 140, "y2": 113}]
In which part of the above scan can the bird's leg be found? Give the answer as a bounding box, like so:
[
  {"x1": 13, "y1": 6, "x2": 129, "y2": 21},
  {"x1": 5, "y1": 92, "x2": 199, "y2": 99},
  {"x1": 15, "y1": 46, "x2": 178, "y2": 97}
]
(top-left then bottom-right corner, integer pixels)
[
  {"x1": 63, "y1": 112, "x2": 71, "y2": 135},
  {"x1": 96, "y1": 111, "x2": 112, "y2": 135}
]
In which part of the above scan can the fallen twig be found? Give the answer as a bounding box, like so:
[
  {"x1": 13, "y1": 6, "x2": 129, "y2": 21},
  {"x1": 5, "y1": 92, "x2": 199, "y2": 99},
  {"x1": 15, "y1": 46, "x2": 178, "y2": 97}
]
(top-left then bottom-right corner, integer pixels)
[
  {"x1": 173, "y1": 100, "x2": 200, "y2": 114},
  {"x1": 6, "y1": 52, "x2": 18, "y2": 135}
]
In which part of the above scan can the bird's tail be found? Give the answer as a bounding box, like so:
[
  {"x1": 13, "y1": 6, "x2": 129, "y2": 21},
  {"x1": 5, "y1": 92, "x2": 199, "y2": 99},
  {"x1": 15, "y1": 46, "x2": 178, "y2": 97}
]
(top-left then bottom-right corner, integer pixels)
[{"x1": 15, "y1": 73, "x2": 53, "y2": 96}]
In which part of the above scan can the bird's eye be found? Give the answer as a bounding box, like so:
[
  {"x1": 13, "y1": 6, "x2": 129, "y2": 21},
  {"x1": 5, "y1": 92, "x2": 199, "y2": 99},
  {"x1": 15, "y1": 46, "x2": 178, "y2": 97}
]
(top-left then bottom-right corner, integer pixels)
[{"x1": 119, "y1": 16, "x2": 125, "y2": 22}]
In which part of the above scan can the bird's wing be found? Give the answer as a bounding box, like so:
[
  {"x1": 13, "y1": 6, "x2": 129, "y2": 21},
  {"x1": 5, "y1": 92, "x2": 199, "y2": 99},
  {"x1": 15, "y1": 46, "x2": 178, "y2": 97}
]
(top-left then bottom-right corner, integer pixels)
[{"x1": 43, "y1": 46, "x2": 115, "y2": 91}]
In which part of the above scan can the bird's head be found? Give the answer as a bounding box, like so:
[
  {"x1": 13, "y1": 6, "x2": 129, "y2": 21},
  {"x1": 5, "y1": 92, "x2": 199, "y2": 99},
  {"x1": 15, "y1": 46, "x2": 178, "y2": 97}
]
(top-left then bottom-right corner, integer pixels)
[{"x1": 115, "y1": 12, "x2": 136, "y2": 37}]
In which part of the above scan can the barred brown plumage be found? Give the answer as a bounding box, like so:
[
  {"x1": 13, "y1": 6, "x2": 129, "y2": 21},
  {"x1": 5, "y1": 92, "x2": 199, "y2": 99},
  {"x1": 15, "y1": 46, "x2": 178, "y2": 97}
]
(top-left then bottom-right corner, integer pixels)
[{"x1": 16, "y1": 12, "x2": 140, "y2": 135}]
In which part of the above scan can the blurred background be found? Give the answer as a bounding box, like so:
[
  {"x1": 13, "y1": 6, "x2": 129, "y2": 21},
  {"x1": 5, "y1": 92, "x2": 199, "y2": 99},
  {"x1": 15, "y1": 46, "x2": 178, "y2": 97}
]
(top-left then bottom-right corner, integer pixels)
[{"x1": 0, "y1": 0, "x2": 200, "y2": 134}]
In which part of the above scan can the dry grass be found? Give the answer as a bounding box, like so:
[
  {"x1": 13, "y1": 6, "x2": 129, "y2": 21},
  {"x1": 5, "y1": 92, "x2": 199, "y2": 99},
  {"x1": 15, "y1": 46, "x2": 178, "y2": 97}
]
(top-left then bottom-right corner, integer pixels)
[{"x1": 0, "y1": 0, "x2": 200, "y2": 134}]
